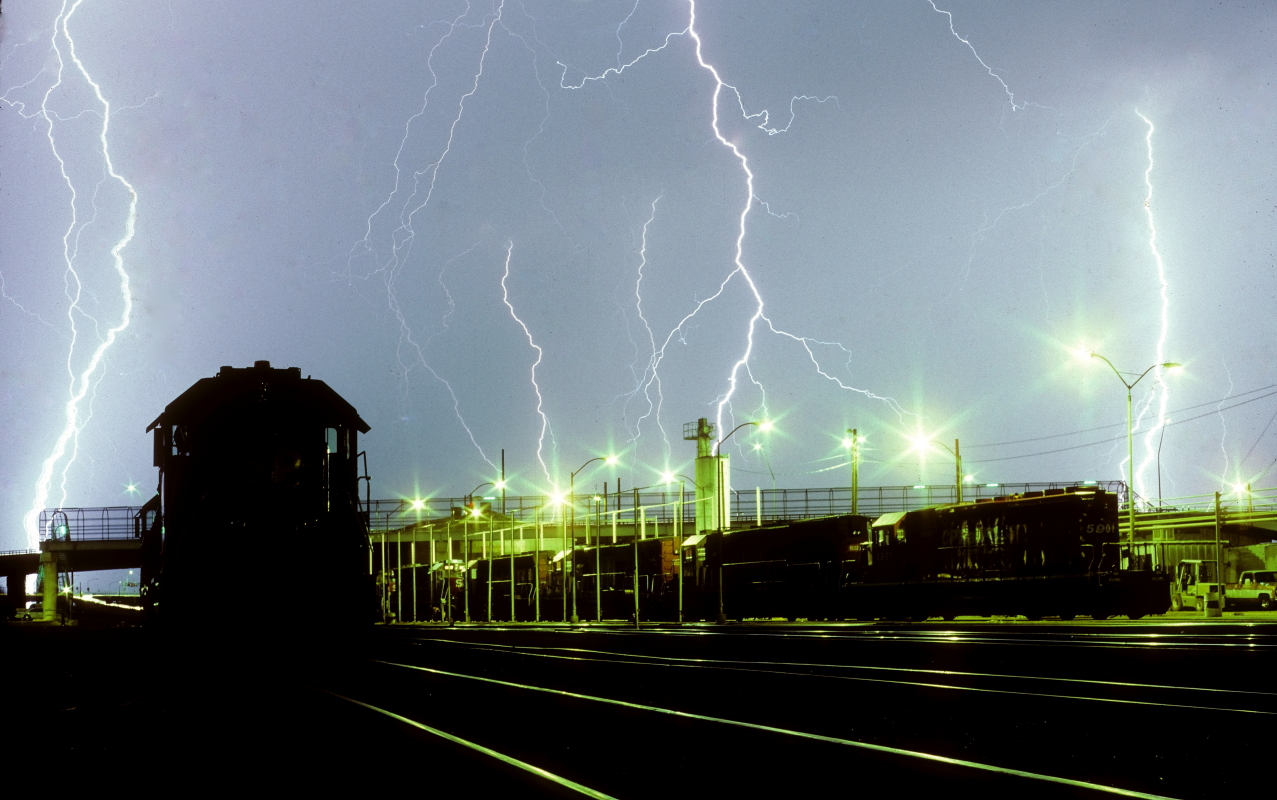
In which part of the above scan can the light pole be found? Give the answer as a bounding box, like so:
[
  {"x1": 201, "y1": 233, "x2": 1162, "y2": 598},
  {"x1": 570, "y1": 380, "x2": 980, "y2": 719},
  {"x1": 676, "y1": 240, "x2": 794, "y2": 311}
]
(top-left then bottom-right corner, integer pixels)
[
  {"x1": 466, "y1": 482, "x2": 494, "y2": 622},
  {"x1": 1089, "y1": 353, "x2": 1181, "y2": 557},
  {"x1": 467, "y1": 482, "x2": 493, "y2": 510},
  {"x1": 939, "y1": 439, "x2": 963, "y2": 504},
  {"x1": 593, "y1": 495, "x2": 603, "y2": 623},
  {"x1": 715, "y1": 421, "x2": 771, "y2": 623},
  {"x1": 663, "y1": 472, "x2": 700, "y2": 624},
  {"x1": 568, "y1": 455, "x2": 618, "y2": 624},
  {"x1": 908, "y1": 436, "x2": 966, "y2": 503},
  {"x1": 842, "y1": 430, "x2": 864, "y2": 515}
]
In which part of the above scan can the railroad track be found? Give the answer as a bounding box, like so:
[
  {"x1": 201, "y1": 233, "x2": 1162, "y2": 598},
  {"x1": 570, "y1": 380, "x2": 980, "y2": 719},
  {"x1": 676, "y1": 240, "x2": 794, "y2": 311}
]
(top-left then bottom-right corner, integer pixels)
[{"x1": 298, "y1": 624, "x2": 1277, "y2": 797}]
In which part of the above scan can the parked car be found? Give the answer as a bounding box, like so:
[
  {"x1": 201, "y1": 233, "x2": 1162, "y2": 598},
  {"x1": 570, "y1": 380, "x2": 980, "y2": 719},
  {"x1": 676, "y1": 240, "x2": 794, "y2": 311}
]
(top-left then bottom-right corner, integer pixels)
[{"x1": 14, "y1": 603, "x2": 42, "y2": 621}]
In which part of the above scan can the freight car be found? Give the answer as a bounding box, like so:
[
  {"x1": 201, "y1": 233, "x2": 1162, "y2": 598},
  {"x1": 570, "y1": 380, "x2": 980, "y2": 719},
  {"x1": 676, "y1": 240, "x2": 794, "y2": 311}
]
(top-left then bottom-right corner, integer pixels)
[
  {"x1": 845, "y1": 487, "x2": 1169, "y2": 620},
  {"x1": 392, "y1": 487, "x2": 1165, "y2": 624},
  {"x1": 140, "y1": 361, "x2": 377, "y2": 627},
  {"x1": 689, "y1": 515, "x2": 873, "y2": 622}
]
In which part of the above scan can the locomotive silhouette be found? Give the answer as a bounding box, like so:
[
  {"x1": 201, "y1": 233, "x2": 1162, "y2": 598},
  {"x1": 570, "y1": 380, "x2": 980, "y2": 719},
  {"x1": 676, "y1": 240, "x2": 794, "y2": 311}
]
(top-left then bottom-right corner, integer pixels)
[{"x1": 139, "y1": 361, "x2": 375, "y2": 627}]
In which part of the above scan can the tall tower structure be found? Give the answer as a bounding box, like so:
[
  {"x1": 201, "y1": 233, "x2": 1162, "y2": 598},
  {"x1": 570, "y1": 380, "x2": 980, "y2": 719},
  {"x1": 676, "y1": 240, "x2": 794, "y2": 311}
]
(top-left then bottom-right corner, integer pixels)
[{"x1": 684, "y1": 418, "x2": 727, "y2": 533}]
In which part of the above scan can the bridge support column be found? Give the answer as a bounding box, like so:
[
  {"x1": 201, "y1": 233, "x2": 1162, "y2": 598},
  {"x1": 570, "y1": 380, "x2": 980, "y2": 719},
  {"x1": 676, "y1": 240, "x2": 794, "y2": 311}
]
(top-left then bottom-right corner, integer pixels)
[{"x1": 41, "y1": 551, "x2": 57, "y2": 622}]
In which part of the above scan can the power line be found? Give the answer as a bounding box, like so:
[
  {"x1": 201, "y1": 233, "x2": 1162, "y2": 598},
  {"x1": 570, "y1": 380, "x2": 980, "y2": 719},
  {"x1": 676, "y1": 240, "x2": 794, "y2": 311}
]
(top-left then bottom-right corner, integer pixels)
[
  {"x1": 963, "y1": 383, "x2": 1277, "y2": 450},
  {"x1": 968, "y1": 389, "x2": 1277, "y2": 464},
  {"x1": 1239, "y1": 404, "x2": 1277, "y2": 471}
]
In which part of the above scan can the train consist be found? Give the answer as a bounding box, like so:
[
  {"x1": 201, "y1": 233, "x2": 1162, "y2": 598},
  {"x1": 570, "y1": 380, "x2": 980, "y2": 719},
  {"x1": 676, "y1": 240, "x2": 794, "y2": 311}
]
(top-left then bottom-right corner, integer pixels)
[
  {"x1": 139, "y1": 361, "x2": 377, "y2": 626},
  {"x1": 395, "y1": 486, "x2": 1169, "y2": 622}
]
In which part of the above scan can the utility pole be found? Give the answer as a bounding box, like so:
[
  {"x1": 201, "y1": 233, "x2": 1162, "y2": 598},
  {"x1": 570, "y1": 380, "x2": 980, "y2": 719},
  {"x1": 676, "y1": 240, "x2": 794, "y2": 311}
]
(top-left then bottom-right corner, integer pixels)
[
  {"x1": 1208, "y1": 491, "x2": 1223, "y2": 617},
  {"x1": 847, "y1": 429, "x2": 860, "y2": 515}
]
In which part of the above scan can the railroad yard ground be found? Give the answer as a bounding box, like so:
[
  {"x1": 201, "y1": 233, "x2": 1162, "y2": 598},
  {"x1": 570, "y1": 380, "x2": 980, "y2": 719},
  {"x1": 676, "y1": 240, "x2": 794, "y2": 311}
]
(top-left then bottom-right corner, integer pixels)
[{"x1": 5, "y1": 616, "x2": 1272, "y2": 797}]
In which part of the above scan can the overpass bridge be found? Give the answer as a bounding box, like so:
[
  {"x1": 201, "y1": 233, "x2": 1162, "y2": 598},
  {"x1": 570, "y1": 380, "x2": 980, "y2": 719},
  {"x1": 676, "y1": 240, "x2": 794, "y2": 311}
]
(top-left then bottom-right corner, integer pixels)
[
  {"x1": 1, "y1": 507, "x2": 145, "y2": 620},
  {"x1": 10, "y1": 481, "x2": 1275, "y2": 622}
]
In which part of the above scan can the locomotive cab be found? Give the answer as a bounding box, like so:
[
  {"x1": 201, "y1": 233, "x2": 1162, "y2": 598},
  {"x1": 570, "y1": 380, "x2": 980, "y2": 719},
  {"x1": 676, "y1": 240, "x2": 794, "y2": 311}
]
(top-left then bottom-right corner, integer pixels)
[{"x1": 142, "y1": 361, "x2": 375, "y2": 629}]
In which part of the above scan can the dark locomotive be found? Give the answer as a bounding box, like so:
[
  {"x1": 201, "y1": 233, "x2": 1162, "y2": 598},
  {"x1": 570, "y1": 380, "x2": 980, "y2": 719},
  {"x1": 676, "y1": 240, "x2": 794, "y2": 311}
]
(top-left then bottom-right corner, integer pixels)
[
  {"x1": 391, "y1": 486, "x2": 1167, "y2": 622},
  {"x1": 849, "y1": 487, "x2": 1168, "y2": 620},
  {"x1": 140, "y1": 361, "x2": 376, "y2": 627}
]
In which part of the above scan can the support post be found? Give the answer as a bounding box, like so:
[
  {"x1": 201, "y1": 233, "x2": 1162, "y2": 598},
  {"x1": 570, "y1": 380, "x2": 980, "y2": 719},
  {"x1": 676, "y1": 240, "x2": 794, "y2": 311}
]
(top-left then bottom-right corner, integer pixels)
[
  {"x1": 678, "y1": 480, "x2": 685, "y2": 624},
  {"x1": 41, "y1": 551, "x2": 57, "y2": 622},
  {"x1": 535, "y1": 510, "x2": 542, "y2": 623},
  {"x1": 594, "y1": 499, "x2": 601, "y2": 623},
  {"x1": 1207, "y1": 491, "x2": 1224, "y2": 617},
  {"x1": 486, "y1": 516, "x2": 492, "y2": 623}
]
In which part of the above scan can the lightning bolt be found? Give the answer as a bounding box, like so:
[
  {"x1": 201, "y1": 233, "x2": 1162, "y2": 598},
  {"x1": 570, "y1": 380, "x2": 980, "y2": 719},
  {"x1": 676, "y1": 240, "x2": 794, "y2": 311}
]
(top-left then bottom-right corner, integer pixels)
[
  {"x1": 680, "y1": 2, "x2": 902, "y2": 442},
  {"x1": 618, "y1": 196, "x2": 672, "y2": 461},
  {"x1": 928, "y1": 0, "x2": 1051, "y2": 114},
  {"x1": 1132, "y1": 109, "x2": 1174, "y2": 503},
  {"x1": 562, "y1": 1, "x2": 906, "y2": 471},
  {"x1": 4, "y1": 0, "x2": 138, "y2": 549},
  {"x1": 1216, "y1": 361, "x2": 1235, "y2": 490},
  {"x1": 343, "y1": 3, "x2": 505, "y2": 473},
  {"x1": 499, "y1": 242, "x2": 555, "y2": 485},
  {"x1": 928, "y1": 7, "x2": 1180, "y2": 499}
]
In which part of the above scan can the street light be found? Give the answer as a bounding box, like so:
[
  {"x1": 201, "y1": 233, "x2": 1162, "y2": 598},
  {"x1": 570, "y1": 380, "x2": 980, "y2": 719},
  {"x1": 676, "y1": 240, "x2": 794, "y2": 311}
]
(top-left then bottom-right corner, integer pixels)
[
  {"x1": 1088, "y1": 353, "x2": 1181, "y2": 557},
  {"x1": 568, "y1": 455, "x2": 618, "y2": 624},
  {"x1": 907, "y1": 435, "x2": 966, "y2": 503},
  {"x1": 467, "y1": 482, "x2": 493, "y2": 508},
  {"x1": 841, "y1": 430, "x2": 865, "y2": 515},
  {"x1": 715, "y1": 421, "x2": 771, "y2": 624},
  {"x1": 663, "y1": 472, "x2": 700, "y2": 625}
]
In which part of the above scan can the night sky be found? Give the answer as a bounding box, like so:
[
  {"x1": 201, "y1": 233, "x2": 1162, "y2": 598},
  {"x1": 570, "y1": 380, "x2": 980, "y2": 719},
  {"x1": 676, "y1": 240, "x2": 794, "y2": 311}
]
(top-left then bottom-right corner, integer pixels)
[{"x1": 3, "y1": 1, "x2": 1276, "y2": 560}]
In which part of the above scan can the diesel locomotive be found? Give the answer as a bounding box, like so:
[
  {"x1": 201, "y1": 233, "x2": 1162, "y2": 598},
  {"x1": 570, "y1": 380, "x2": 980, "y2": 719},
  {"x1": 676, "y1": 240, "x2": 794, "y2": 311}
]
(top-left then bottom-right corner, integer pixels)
[{"x1": 139, "y1": 361, "x2": 377, "y2": 627}]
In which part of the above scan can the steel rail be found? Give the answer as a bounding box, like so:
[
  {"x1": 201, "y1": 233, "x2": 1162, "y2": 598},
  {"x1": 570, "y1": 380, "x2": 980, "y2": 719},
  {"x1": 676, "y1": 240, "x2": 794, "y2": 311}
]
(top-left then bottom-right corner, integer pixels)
[
  {"x1": 368, "y1": 658, "x2": 1173, "y2": 799},
  {"x1": 313, "y1": 687, "x2": 617, "y2": 799},
  {"x1": 395, "y1": 637, "x2": 1277, "y2": 716}
]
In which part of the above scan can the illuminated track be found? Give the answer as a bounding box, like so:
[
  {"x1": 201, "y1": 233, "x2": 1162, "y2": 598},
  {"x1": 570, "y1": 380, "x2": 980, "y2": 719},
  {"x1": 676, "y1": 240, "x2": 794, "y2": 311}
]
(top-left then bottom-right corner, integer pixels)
[
  {"x1": 332, "y1": 653, "x2": 1171, "y2": 798},
  {"x1": 317, "y1": 688, "x2": 616, "y2": 799},
  {"x1": 336, "y1": 622, "x2": 1277, "y2": 797},
  {"x1": 392, "y1": 633, "x2": 1277, "y2": 716},
  {"x1": 385, "y1": 619, "x2": 1277, "y2": 651}
]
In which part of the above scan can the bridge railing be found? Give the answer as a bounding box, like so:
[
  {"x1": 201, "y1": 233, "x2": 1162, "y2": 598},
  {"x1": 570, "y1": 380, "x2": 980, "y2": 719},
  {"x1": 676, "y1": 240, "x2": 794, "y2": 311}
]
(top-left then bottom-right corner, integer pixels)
[
  {"x1": 364, "y1": 481, "x2": 1128, "y2": 533},
  {"x1": 38, "y1": 507, "x2": 142, "y2": 541}
]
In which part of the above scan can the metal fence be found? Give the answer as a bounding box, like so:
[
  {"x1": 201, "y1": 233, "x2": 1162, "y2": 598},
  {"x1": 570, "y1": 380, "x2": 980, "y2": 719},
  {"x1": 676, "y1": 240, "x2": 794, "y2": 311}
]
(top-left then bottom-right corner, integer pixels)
[{"x1": 365, "y1": 481, "x2": 1127, "y2": 534}]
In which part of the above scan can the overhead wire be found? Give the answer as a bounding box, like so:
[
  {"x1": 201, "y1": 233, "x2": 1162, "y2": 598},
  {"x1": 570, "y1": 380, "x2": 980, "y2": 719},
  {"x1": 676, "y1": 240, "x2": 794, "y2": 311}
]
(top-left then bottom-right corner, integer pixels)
[
  {"x1": 968, "y1": 389, "x2": 1277, "y2": 464},
  {"x1": 963, "y1": 383, "x2": 1277, "y2": 449},
  {"x1": 725, "y1": 385, "x2": 1277, "y2": 475}
]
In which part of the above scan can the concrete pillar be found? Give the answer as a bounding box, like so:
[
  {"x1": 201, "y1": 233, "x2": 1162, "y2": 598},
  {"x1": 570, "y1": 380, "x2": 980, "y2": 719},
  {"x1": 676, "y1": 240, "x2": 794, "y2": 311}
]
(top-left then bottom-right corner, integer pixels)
[{"x1": 40, "y1": 551, "x2": 57, "y2": 622}]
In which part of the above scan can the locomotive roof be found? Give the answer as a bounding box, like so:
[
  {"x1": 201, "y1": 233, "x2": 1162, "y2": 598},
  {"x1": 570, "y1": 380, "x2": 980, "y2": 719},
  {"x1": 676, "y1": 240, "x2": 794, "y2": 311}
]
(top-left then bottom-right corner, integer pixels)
[
  {"x1": 145, "y1": 360, "x2": 370, "y2": 433},
  {"x1": 872, "y1": 488, "x2": 1108, "y2": 525},
  {"x1": 871, "y1": 511, "x2": 908, "y2": 527}
]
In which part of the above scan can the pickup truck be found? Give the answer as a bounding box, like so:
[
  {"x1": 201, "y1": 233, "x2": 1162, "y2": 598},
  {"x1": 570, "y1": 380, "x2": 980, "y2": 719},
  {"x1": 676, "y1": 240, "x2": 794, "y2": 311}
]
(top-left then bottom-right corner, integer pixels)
[{"x1": 1225, "y1": 570, "x2": 1277, "y2": 610}]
